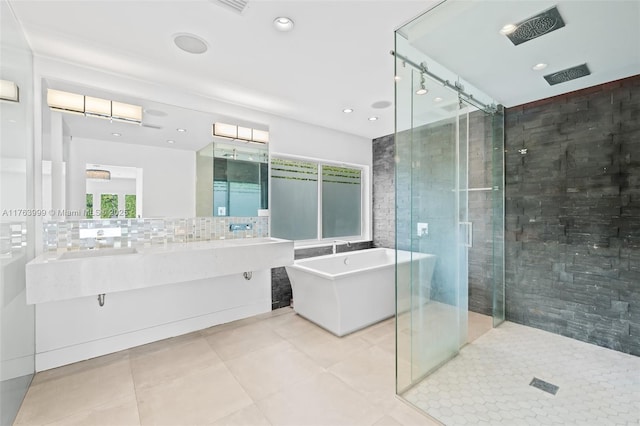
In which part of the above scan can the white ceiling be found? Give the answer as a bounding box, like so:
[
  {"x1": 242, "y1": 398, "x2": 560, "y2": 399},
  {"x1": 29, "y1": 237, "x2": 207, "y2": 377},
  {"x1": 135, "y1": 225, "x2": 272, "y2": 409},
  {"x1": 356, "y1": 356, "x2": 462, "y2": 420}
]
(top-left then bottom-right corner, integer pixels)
[{"x1": 10, "y1": 0, "x2": 640, "y2": 142}]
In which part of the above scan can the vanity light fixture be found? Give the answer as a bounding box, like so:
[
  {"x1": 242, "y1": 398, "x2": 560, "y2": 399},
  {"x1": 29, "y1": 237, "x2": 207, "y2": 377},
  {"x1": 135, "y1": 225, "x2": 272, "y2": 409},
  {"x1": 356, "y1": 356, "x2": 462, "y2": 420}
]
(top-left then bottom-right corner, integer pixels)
[
  {"x1": 251, "y1": 129, "x2": 269, "y2": 143},
  {"x1": 273, "y1": 17, "x2": 294, "y2": 32},
  {"x1": 112, "y1": 101, "x2": 142, "y2": 123},
  {"x1": 213, "y1": 122, "x2": 270, "y2": 144},
  {"x1": 86, "y1": 169, "x2": 111, "y2": 180},
  {"x1": 85, "y1": 96, "x2": 111, "y2": 118},
  {"x1": 46, "y1": 89, "x2": 142, "y2": 123},
  {"x1": 0, "y1": 79, "x2": 19, "y2": 102},
  {"x1": 47, "y1": 89, "x2": 85, "y2": 114}
]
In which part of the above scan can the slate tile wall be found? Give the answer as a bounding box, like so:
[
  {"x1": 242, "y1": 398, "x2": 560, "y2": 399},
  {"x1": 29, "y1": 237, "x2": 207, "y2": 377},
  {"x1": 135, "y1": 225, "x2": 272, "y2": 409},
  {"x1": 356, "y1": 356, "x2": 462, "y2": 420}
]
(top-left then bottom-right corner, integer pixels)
[
  {"x1": 504, "y1": 75, "x2": 640, "y2": 355},
  {"x1": 373, "y1": 134, "x2": 396, "y2": 249}
]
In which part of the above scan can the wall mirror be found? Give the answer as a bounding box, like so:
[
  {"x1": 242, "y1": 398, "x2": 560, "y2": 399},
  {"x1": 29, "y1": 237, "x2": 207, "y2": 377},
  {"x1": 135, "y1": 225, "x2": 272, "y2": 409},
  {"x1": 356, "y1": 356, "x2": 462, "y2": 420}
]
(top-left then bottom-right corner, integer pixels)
[{"x1": 40, "y1": 78, "x2": 269, "y2": 219}]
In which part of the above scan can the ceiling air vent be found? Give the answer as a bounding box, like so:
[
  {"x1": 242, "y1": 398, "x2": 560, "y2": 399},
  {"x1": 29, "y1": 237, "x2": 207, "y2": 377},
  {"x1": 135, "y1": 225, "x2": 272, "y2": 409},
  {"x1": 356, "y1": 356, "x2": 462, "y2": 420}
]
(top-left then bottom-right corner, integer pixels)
[
  {"x1": 211, "y1": 0, "x2": 248, "y2": 14},
  {"x1": 506, "y1": 6, "x2": 565, "y2": 46},
  {"x1": 544, "y1": 64, "x2": 591, "y2": 85}
]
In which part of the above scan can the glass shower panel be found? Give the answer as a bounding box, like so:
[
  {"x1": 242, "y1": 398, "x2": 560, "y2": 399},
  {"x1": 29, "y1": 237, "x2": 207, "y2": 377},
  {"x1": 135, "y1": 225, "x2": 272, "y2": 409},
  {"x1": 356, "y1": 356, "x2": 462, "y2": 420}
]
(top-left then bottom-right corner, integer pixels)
[
  {"x1": 492, "y1": 108, "x2": 506, "y2": 326},
  {"x1": 395, "y1": 58, "x2": 470, "y2": 389}
]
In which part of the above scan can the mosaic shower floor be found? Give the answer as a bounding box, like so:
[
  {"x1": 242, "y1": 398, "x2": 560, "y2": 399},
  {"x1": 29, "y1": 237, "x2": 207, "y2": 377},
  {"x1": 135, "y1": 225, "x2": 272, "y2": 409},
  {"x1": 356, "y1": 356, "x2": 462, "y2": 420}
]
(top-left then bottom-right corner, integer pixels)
[{"x1": 403, "y1": 321, "x2": 640, "y2": 426}]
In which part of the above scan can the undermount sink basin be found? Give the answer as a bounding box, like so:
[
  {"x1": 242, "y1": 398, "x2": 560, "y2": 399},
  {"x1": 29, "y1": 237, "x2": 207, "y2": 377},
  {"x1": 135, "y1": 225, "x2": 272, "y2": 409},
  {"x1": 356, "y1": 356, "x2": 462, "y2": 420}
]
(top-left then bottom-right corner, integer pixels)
[{"x1": 58, "y1": 247, "x2": 138, "y2": 260}]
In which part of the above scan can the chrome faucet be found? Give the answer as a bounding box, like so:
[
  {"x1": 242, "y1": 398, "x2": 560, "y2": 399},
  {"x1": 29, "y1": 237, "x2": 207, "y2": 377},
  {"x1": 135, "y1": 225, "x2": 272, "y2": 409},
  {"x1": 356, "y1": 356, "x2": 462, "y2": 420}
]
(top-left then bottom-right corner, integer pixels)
[{"x1": 332, "y1": 240, "x2": 351, "y2": 255}]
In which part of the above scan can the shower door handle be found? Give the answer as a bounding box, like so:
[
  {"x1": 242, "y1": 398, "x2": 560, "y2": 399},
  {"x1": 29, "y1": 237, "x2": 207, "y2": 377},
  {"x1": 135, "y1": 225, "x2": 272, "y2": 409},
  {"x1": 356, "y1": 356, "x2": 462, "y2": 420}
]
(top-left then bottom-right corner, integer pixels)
[{"x1": 460, "y1": 222, "x2": 473, "y2": 248}]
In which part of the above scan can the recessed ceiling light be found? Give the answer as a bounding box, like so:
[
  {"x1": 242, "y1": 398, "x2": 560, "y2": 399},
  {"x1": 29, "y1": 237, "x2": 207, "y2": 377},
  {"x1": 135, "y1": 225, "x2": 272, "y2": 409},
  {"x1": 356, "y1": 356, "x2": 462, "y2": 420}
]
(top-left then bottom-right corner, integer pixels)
[
  {"x1": 167, "y1": 140, "x2": 175, "y2": 144},
  {"x1": 434, "y1": 97, "x2": 443, "y2": 102},
  {"x1": 532, "y1": 63, "x2": 548, "y2": 71},
  {"x1": 368, "y1": 116, "x2": 378, "y2": 121},
  {"x1": 112, "y1": 132, "x2": 121, "y2": 137},
  {"x1": 176, "y1": 128, "x2": 187, "y2": 132},
  {"x1": 499, "y1": 24, "x2": 517, "y2": 35},
  {"x1": 342, "y1": 108, "x2": 354, "y2": 113},
  {"x1": 273, "y1": 17, "x2": 294, "y2": 32},
  {"x1": 173, "y1": 33, "x2": 208, "y2": 54}
]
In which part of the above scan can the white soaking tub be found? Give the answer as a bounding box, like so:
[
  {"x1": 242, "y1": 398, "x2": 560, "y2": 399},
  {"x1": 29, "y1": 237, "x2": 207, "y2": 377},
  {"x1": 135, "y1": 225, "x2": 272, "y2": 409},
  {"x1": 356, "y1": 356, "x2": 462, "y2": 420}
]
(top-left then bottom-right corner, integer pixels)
[{"x1": 286, "y1": 248, "x2": 436, "y2": 336}]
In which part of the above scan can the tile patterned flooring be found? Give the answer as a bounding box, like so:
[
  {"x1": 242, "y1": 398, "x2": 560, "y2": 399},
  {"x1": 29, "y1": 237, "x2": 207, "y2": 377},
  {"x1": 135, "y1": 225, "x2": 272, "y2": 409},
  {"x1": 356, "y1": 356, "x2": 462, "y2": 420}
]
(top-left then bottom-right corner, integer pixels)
[
  {"x1": 14, "y1": 308, "x2": 438, "y2": 426},
  {"x1": 403, "y1": 321, "x2": 640, "y2": 426},
  {"x1": 14, "y1": 307, "x2": 640, "y2": 425}
]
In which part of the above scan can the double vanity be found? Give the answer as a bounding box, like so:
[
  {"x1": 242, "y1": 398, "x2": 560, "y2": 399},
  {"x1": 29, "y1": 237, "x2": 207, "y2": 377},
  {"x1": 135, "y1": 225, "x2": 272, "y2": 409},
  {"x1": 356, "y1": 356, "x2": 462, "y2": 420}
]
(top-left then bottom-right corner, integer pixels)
[{"x1": 26, "y1": 237, "x2": 293, "y2": 371}]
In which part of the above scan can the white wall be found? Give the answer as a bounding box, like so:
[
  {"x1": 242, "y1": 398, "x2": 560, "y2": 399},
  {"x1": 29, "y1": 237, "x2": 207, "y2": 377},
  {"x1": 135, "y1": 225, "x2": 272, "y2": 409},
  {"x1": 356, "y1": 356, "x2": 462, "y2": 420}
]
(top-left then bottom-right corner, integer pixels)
[
  {"x1": 67, "y1": 137, "x2": 195, "y2": 218},
  {"x1": 32, "y1": 55, "x2": 372, "y2": 172}
]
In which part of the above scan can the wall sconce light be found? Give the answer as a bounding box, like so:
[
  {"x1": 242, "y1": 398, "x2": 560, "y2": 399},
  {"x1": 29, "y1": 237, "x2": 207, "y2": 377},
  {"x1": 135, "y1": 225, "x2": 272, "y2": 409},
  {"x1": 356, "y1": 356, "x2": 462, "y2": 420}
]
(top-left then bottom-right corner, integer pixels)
[
  {"x1": 213, "y1": 122, "x2": 269, "y2": 144},
  {"x1": 47, "y1": 89, "x2": 84, "y2": 114},
  {"x1": 86, "y1": 169, "x2": 111, "y2": 180},
  {"x1": 111, "y1": 101, "x2": 142, "y2": 123},
  {"x1": 85, "y1": 96, "x2": 111, "y2": 118},
  {"x1": 46, "y1": 89, "x2": 142, "y2": 124},
  {"x1": 0, "y1": 79, "x2": 19, "y2": 102}
]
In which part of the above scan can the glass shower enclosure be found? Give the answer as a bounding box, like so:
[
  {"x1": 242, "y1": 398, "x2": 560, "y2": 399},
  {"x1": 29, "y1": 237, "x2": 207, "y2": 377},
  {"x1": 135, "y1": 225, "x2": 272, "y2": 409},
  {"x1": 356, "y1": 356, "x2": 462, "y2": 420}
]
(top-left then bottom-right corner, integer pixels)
[{"x1": 394, "y1": 5, "x2": 505, "y2": 415}]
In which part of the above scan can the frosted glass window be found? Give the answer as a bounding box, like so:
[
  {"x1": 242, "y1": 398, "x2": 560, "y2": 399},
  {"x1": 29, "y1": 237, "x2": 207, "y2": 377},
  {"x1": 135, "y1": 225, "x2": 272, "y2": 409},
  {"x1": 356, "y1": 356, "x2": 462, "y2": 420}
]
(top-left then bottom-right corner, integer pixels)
[
  {"x1": 271, "y1": 158, "x2": 318, "y2": 240},
  {"x1": 322, "y1": 165, "x2": 361, "y2": 238}
]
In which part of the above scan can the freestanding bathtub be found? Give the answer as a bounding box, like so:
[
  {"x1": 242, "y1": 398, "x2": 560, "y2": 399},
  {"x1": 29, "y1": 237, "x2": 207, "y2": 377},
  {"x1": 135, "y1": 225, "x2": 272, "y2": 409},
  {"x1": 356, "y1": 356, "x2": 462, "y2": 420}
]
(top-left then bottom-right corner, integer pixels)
[{"x1": 286, "y1": 248, "x2": 436, "y2": 336}]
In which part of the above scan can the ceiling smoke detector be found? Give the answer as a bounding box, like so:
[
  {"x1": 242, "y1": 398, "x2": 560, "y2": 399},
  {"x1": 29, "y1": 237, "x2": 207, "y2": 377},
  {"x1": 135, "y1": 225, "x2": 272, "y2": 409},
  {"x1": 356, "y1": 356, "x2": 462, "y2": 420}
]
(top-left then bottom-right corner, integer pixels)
[{"x1": 173, "y1": 33, "x2": 208, "y2": 54}]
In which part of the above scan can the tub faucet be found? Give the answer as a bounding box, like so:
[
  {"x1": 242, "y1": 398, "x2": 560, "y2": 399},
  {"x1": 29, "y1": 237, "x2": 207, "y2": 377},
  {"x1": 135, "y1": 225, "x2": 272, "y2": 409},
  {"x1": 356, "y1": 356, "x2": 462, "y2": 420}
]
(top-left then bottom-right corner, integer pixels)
[{"x1": 332, "y1": 240, "x2": 351, "y2": 255}]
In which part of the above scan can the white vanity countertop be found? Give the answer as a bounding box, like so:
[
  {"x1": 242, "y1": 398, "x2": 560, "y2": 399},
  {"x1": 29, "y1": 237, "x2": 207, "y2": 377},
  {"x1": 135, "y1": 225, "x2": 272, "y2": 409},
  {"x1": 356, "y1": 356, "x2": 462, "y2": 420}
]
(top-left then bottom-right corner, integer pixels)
[{"x1": 26, "y1": 237, "x2": 294, "y2": 304}]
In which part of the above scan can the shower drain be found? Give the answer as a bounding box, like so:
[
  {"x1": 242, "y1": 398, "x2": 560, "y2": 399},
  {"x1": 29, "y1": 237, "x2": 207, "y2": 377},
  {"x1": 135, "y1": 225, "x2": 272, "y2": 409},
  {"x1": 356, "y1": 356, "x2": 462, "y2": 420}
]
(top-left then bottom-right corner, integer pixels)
[{"x1": 530, "y1": 377, "x2": 559, "y2": 395}]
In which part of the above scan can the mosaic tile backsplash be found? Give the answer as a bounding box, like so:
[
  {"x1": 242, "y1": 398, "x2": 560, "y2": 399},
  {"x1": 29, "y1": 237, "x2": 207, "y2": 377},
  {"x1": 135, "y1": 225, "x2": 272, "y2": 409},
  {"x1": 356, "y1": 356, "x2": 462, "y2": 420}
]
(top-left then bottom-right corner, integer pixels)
[
  {"x1": 43, "y1": 216, "x2": 269, "y2": 252},
  {"x1": 0, "y1": 221, "x2": 28, "y2": 258}
]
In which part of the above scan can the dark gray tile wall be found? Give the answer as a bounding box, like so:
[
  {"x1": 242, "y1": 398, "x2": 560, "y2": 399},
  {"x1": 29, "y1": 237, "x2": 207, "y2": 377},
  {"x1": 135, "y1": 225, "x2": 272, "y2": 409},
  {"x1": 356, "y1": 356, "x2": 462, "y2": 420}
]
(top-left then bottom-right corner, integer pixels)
[
  {"x1": 271, "y1": 241, "x2": 373, "y2": 309},
  {"x1": 504, "y1": 75, "x2": 640, "y2": 355},
  {"x1": 373, "y1": 134, "x2": 395, "y2": 249}
]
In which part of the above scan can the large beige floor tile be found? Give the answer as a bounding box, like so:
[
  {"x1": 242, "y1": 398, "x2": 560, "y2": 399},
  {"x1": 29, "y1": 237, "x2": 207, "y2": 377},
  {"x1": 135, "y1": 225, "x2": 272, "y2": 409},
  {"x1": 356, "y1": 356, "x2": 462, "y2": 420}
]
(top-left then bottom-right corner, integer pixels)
[
  {"x1": 14, "y1": 356, "x2": 135, "y2": 425},
  {"x1": 226, "y1": 341, "x2": 323, "y2": 401},
  {"x1": 385, "y1": 399, "x2": 441, "y2": 426},
  {"x1": 204, "y1": 322, "x2": 284, "y2": 361},
  {"x1": 131, "y1": 335, "x2": 222, "y2": 390},
  {"x1": 370, "y1": 415, "x2": 403, "y2": 426},
  {"x1": 30, "y1": 351, "x2": 130, "y2": 387},
  {"x1": 136, "y1": 363, "x2": 252, "y2": 425},
  {"x1": 266, "y1": 312, "x2": 321, "y2": 340},
  {"x1": 210, "y1": 404, "x2": 272, "y2": 426},
  {"x1": 43, "y1": 397, "x2": 140, "y2": 426},
  {"x1": 257, "y1": 372, "x2": 384, "y2": 426},
  {"x1": 348, "y1": 317, "x2": 395, "y2": 346},
  {"x1": 329, "y1": 345, "x2": 396, "y2": 410},
  {"x1": 285, "y1": 326, "x2": 372, "y2": 368},
  {"x1": 199, "y1": 316, "x2": 260, "y2": 337}
]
